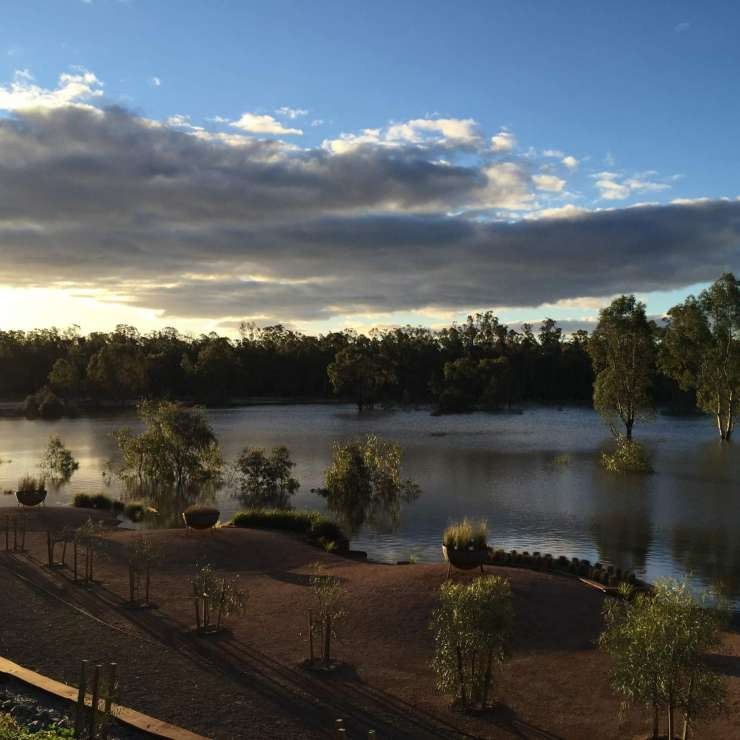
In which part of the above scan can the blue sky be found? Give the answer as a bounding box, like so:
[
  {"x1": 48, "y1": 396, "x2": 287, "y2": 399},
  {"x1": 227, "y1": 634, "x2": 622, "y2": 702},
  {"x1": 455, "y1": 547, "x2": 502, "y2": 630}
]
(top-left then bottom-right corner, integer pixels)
[{"x1": 0, "y1": 1, "x2": 738, "y2": 334}]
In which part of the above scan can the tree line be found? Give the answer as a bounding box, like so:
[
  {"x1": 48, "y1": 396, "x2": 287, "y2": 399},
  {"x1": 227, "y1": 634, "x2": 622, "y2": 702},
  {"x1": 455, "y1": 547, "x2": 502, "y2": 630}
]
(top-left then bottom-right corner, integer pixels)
[{"x1": 1, "y1": 274, "x2": 737, "y2": 439}]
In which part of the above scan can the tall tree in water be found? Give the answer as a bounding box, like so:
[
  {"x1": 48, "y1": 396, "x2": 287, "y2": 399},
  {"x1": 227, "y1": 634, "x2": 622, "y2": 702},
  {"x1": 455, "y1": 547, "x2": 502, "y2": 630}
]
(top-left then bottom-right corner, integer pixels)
[
  {"x1": 660, "y1": 273, "x2": 739, "y2": 441},
  {"x1": 589, "y1": 295, "x2": 656, "y2": 439}
]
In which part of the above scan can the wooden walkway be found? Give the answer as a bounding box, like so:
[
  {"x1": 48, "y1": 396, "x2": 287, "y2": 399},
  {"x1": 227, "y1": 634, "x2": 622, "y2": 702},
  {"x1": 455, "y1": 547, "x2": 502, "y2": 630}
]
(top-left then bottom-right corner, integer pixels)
[{"x1": 0, "y1": 655, "x2": 209, "y2": 740}]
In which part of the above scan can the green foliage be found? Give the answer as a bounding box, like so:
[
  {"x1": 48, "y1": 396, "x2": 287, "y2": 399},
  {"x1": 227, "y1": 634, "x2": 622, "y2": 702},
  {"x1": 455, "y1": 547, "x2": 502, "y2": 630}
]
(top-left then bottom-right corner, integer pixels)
[
  {"x1": 23, "y1": 387, "x2": 70, "y2": 420},
  {"x1": 40, "y1": 436, "x2": 79, "y2": 482},
  {"x1": 231, "y1": 508, "x2": 345, "y2": 544},
  {"x1": 0, "y1": 713, "x2": 73, "y2": 739},
  {"x1": 431, "y1": 575, "x2": 514, "y2": 709},
  {"x1": 443, "y1": 518, "x2": 488, "y2": 550},
  {"x1": 17, "y1": 475, "x2": 45, "y2": 493},
  {"x1": 72, "y1": 492, "x2": 123, "y2": 511},
  {"x1": 589, "y1": 295, "x2": 656, "y2": 439},
  {"x1": 600, "y1": 436, "x2": 653, "y2": 474},
  {"x1": 191, "y1": 561, "x2": 248, "y2": 633},
  {"x1": 660, "y1": 273, "x2": 739, "y2": 441},
  {"x1": 233, "y1": 445, "x2": 299, "y2": 508},
  {"x1": 600, "y1": 578, "x2": 729, "y2": 739},
  {"x1": 320, "y1": 434, "x2": 420, "y2": 534},
  {"x1": 115, "y1": 400, "x2": 223, "y2": 489},
  {"x1": 327, "y1": 336, "x2": 397, "y2": 411},
  {"x1": 308, "y1": 564, "x2": 347, "y2": 665}
]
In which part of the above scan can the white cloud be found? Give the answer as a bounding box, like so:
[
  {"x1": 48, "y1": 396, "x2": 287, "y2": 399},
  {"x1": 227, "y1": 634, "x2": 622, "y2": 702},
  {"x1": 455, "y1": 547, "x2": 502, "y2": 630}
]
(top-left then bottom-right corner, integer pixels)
[
  {"x1": 166, "y1": 113, "x2": 203, "y2": 132},
  {"x1": 0, "y1": 68, "x2": 103, "y2": 112},
  {"x1": 275, "y1": 106, "x2": 308, "y2": 119},
  {"x1": 533, "y1": 173, "x2": 566, "y2": 192},
  {"x1": 479, "y1": 162, "x2": 534, "y2": 210},
  {"x1": 562, "y1": 155, "x2": 579, "y2": 170},
  {"x1": 148, "y1": 76, "x2": 161, "y2": 87},
  {"x1": 594, "y1": 171, "x2": 671, "y2": 201},
  {"x1": 674, "y1": 21, "x2": 691, "y2": 33},
  {"x1": 310, "y1": 119, "x2": 324, "y2": 127},
  {"x1": 230, "y1": 112, "x2": 303, "y2": 136},
  {"x1": 490, "y1": 129, "x2": 516, "y2": 153},
  {"x1": 386, "y1": 117, "x2": 480, "y2": 146},
  {"x1": 525, "y1": 204, "x2": 589, "y2": 220}
]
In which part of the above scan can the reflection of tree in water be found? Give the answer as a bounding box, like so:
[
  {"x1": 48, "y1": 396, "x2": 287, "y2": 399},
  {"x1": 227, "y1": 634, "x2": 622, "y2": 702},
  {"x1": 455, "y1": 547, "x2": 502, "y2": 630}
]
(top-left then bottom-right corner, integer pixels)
[
  {"x1": 120, "y1": 479, "x2": 219, "y2": 529},
  {"x1": 589, "y1": 474, "x2": 653, "y2": 574},
  {"x1": 319, "y1": 480, "x2": 420, "y2": 536},
  {"x1": 671, "y1": 526, "x2": 740, "y2": 596}
]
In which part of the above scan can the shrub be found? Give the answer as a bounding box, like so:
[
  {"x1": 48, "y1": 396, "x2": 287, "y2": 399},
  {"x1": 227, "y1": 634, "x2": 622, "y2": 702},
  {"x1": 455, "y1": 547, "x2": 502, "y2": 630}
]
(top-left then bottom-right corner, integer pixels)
[
  {"x1": 601, "y1": 436, "x2": 653, "y2": 474},
  {"x1": 18, "y1": 475, "x2": 46, "y2": 493},
  {"x1": 73, "y1": 493, "x2": 124, "y2": 511},
  {"x1": 443, "y1": 518, "x2": 488, "y2": 551},
  {"x1": 0, "y1": 713, "x2": 73, "y2": 739},
  {"x1": 306, "y1": 564, "x2": 347, "y2": 667},
  {"x1": 124, "y1": 501, "x2": 147, "y2": 521},
  {"x1": 191, "y1": 561, "x2": 247, "y2": 634},
  {"x1": 231, "y1": 508, "x2": 346, "y2": 546},
  {"x1": 431, "y1": 575, "x2": 513, "y2": 709}
]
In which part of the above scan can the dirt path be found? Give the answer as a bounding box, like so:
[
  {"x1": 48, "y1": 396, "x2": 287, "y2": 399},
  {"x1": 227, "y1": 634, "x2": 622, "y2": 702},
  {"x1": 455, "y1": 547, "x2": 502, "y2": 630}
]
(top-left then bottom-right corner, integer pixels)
[{"x1": 2, "y1": 513, "x2": 740, "y2": 738}]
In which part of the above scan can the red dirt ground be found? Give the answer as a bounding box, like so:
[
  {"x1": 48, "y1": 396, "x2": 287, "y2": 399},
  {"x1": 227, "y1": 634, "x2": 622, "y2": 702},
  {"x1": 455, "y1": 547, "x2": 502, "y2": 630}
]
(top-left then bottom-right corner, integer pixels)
[{"x1": 2, "y1": 507, "x2": 740, "y2": 739}]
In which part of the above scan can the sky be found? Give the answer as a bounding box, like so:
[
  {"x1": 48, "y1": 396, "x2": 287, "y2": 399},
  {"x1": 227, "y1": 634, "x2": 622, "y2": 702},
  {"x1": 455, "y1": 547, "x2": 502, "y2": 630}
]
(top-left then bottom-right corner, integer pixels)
[{"x1": 0, "y1": 0, "x2": 739, "y2": 336}]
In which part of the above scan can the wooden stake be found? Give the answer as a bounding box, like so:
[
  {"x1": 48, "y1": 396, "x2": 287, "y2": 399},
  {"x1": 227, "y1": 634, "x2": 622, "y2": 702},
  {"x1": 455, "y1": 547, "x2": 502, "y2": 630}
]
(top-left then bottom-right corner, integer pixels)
[
  {"x1": 74, "y1": 660, "x2": 87, "y2": 739},
  {"x1": 308, "y1": 611, "x2": 314, "y2": 661},
  {"x1": 89, "y1": 664, "x2": 101, "y2": 738},
  {"x1": 103, "y1": 662, "x2": 117, "y2": 739}
]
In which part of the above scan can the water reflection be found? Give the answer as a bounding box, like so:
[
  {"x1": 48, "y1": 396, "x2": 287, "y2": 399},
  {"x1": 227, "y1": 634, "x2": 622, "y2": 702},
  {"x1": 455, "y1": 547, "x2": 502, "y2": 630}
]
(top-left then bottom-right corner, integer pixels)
[{"x1": 318, "y1": 482, "x2": 421, "y2": 536}]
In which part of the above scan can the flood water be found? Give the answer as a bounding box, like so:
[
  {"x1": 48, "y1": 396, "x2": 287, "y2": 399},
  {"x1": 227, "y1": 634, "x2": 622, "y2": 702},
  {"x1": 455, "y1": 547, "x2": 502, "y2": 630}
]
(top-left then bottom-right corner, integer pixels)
[{"x1": 1, "y1": 404, "x2": 739, "y2": 601}]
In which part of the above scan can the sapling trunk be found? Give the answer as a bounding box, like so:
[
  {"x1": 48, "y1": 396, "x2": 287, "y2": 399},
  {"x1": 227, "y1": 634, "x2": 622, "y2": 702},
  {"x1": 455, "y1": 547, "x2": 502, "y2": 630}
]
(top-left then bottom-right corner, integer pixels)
[
  {"x1": 483, "y1": 650, "x2": 493, "y2": 708},
  {"x1": 216, "y1": 581, "x2": 227, "y2": 631},
  {"x1": 89, "y1": 664, "x2": 101, "y2": 739},
  {"x1": 308, "y1": 611, "x2": 314, "y2": 661},
  {"x1": 324, "y1": 615, "x2": 332, "y2": 667},
  {"x1": 455, "y1": 645, "x2": 467, "y2": 707},
  {"x1": 145, "y1": 565, "x2": 150, "y2": 604}
]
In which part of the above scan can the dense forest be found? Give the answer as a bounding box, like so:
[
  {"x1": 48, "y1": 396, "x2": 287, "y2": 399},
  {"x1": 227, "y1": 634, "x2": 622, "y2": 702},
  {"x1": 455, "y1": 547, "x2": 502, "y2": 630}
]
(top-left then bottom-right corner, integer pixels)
[{"x1": 0, "y1": 311, "x2": 692, "y2": 416}]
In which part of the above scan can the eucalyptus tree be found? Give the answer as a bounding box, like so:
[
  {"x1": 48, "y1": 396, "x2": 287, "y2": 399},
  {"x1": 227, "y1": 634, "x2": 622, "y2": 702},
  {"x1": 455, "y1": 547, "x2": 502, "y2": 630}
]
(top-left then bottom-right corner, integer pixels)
[
  {"x1": 116, "y1": 400, "x2": 222, "y2": 490},
  {"x1": 589, "y1": 295, "x2": 657, "y2": 439},
  {"x1": 660, "y1": 273, "x2": 739, "y2": 441},
  {"x1": 600, "y1": 579, "x2": 728, "y2": 739}
]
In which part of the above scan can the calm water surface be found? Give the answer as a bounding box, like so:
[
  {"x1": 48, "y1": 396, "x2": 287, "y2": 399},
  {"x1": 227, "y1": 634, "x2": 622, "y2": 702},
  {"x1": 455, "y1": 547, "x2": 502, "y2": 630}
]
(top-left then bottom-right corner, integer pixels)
[{"x1": 1, "y1": 405, "x2": 738, "y2": 600}]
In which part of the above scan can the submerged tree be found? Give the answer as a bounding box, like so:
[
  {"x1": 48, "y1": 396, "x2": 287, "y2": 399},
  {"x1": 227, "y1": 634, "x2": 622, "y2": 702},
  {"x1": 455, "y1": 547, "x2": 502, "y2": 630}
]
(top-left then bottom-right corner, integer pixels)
[
  {"x1": 589, "y1": 295, "x2": 657, "y2": 440},
  {"x1": 116, "y1": 400, "x2": 222, "y2": 490},
  {"x1": 319, "y1": 434, "x2": 420, "y2": 534},
  {"x1": 327, "y1": 337, "x2": 396, "y2": 411},
  {"x1": 431, "y1": 575, "x2": 514, "y2": 710},
  {"x1": 40, "y1": 435, "x2": 79, "y2": 482},
  {"x1": 233, "y1": 445, "x2": 299, "y2": 508},
  {"x1": 660, "y1": 273, "x2": 739, "y2": 441},
  {"x1": 600, "y1": 579, "x2": 728, "y2": 739}
]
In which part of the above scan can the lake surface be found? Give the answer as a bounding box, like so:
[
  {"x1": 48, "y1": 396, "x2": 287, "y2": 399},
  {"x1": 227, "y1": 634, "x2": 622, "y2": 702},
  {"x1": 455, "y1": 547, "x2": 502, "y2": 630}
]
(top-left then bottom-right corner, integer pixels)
[{"x1": 1, "y1": 404, "x2": 739, "y2": 600}]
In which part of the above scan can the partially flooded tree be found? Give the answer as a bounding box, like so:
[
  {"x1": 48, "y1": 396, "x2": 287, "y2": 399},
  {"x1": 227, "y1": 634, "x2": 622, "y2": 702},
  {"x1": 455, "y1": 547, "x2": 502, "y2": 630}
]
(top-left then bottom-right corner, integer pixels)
[
  {"x1": 40, "y1": 435, "x2": 79, "y2": 483},
  {"x1": 233, "y1": 445, "x2": 299, "y2": 508},
  {"x1": 319, "y1": 434, "x2": 420, "y2": 534},
  {"x1": 431, "y1": 575, "x2": 513, "y2": 710},
  {"x1": 660, "y1": 273, "x2": 739, "y2": 441},
  {"x1": 327, "y1": 337, "x2": 396, "y2": 412},
  {"x1": 306, "y1": 565, "x2": 346, "y2": 668},
  {"x1": 589, "y1": 295, "x2": 656, "y2": 440},
  {"x1": 116, "y1": 401, "x2": 222, "y2": 490}
]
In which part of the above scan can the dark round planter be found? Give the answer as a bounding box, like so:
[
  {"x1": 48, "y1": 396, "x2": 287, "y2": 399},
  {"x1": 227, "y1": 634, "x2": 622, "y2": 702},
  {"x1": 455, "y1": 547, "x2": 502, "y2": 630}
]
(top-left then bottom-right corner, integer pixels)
[
  {"x1": 16, "y1": 489, "x2": 47, "y2": 507},
  {"x1": 182, "y1": 508, "x2": 220, "y2": 530},
  {"x1": 442, "y1": 544, "x2": 488, "y2": 571}
]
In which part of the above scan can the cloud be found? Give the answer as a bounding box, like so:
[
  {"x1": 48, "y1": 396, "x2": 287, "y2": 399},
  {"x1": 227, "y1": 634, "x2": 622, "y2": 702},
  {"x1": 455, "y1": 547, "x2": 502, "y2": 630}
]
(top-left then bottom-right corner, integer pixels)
[
  {"x1": 594, "y1": 171, "x2": 671, "y2": 201},
  {"x1": 148, "y1": 76, "x2": 161, "y2": 87},
  {"x1": 532, "y1": 173, "x2": 566, "y2": 192},
  {"x1": 324, "y1": 117, "x2": 482, "y2": 154},
  {"x1": 0, "y1": 72, "x2": 737, "y2": 328},
  {"x1": 230, "y1": 112, "x2": 303, "y2": 136},
  {"x1": 275, "y1": 106, "x2": 308, "y2": 119},
  {"x1": 0, "y1": 68, "x2": 103, "y2": 112},
  {"x1": 561, "y1": 155, "x2": 579, "y2": 170},
  {"x1": 674, "y1": 21, "x2": 691, "y2": 33},
  {"x1": 491, "y1": 129, "x2": 516, "y2": 153}
]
